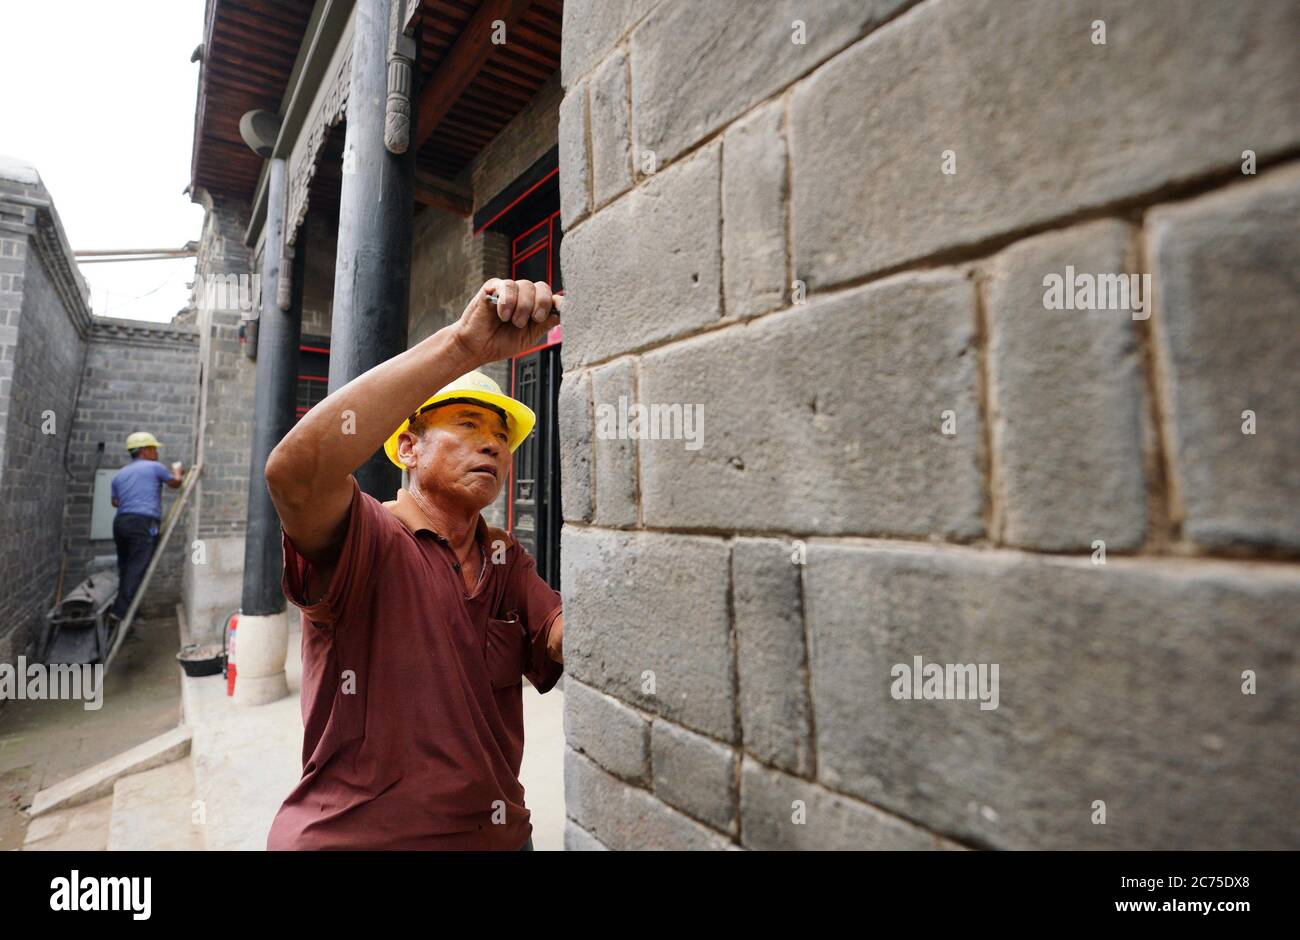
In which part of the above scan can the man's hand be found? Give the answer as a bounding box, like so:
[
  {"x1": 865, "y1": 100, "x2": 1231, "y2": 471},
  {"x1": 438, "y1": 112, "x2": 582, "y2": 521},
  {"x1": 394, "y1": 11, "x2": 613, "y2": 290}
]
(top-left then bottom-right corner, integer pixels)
[{"x1": 451, "y1": 279, "x2": 562, "y2": 365}]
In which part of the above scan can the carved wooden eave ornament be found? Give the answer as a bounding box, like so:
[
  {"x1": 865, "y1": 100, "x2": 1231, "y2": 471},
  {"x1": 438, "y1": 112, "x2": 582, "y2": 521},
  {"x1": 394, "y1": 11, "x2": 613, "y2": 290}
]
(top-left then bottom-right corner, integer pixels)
[{"x1": 384, "y1": 0, "x2": 420, "y2": 155}]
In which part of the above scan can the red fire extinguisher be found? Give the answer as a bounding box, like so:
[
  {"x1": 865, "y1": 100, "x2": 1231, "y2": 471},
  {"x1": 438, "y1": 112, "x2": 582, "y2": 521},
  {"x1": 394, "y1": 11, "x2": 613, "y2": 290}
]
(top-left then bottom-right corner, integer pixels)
[{"x1": 224, "y1": 611, "x2": 239, "y2": 697}]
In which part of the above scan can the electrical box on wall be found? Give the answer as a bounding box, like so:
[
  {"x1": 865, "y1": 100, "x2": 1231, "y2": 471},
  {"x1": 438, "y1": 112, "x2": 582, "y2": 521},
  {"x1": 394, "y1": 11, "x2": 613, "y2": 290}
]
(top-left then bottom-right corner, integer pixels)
[{"x1": 91, "y1": 469, "x2": 117, "y2": 540}]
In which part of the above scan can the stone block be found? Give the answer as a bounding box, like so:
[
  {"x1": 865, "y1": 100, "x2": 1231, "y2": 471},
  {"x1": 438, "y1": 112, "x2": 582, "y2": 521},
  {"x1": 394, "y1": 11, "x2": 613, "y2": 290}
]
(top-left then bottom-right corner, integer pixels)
[
  {"x1": 557, "y1": 370, "x2": 594, "y2": 522},
  {"x1": 563, "y1": 677, "x2": 650, "y2": 784},
  {"x1": 561, "y1": 0, "x2": 656, "y2": 88},
  {"x1": 984, "y1": 219, "x2": 1148, "y2": 551},
  {"x1": 792, "y1": 0, "x2": 1300, "y2": 287},
  {"x1": 723, "y1": 98, "x2": 788, "y2": 318},
  {"x1": 565, "y1": 748, "x2": 732, "y2": 849},
  {"x1": 559, "y1": 143, "x2": 720, "y2": 367},
  {"x1": 558, "y1": 82, "x2": 591, "y2": 230},
  {"x1": 564, "y1": 819, "x2": 610, "y2": 850},
  {"x1": 633, "y1": 0, "x2": 913, "y2": 166},
  {"x1": 638, "y1": 271, "x2": 983, "y2": 538},
  {"x1": 560, "y1": 527, "x2": 735, "y2": 740},
  {"x1": 590, "y1": 357, "x2": 639, "y2": 526},
  {"x1": 1149, "y1": 165, "x2": 1300, "y2": 551},
  {"x1": 651, "y1": 719, "x2": 736, "y2": 833},
  {"x1": 590, "y1": 49, "x2": 634, "y2": 208},
  {"x1": 741, "y1": 757, "x2": 964, "y2": 850},
  {"x1": 732, "y1": 538, "x2": 813, "y2": 775},
  {"x1": 804, "y1": 542, "x2": 1300, "y2": 849}
]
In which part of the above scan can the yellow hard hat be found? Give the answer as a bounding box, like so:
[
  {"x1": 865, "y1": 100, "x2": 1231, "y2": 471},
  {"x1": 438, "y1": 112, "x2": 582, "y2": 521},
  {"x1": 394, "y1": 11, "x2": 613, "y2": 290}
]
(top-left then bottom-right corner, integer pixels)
[
  {"x1": 125, "y1": 431, "x2": 161, "y2": 451},
  {"x1": 383, "y1": 370, "x2": 535, "y2": 469}
]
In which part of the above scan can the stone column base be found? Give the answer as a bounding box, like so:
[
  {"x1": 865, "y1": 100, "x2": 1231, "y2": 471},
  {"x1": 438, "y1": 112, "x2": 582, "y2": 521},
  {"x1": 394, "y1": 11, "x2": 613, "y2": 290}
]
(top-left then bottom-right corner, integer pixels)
[{"x1": 232, "y1": 610, "x2": 289, "y2": 706}]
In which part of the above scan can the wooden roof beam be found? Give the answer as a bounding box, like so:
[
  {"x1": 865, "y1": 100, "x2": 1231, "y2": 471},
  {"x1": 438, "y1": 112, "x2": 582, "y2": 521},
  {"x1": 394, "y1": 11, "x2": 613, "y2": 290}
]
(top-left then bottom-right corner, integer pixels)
[
  {"x1": 412, "y1": 0, "x2": 533, "y2": 154},
  {"x1": 412, "y1": 169, "x2": 473, "y2": 216}
]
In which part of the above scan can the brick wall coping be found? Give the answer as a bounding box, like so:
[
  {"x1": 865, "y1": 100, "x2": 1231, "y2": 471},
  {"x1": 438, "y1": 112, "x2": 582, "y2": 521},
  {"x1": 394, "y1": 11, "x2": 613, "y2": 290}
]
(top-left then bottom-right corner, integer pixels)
[
  {"x1": 0, "y1": 178, "x2": 94, "y2": 338},
  {"x1": 90, "y1": 316, "x2": 200, "y2": 349}
]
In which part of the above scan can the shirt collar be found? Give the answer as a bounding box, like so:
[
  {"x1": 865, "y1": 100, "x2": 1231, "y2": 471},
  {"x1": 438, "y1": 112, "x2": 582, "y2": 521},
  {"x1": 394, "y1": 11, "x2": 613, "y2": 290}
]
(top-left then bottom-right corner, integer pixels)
[{"x1": 383, "y1": 487, "x2": 491, "y2": 547}]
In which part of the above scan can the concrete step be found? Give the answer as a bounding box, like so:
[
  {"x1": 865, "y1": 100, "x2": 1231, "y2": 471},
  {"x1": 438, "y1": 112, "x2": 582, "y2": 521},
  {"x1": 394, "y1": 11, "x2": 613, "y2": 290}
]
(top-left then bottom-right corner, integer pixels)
[
  {"x1": 27, "y1": 725, "x2": 191, "y2": 817},
  {"x1": 107, "y1": 757, "x2": 204, "y2": 851},
  {"x1": 22, "y1": 794, "x2": 113, "y2": 851}
]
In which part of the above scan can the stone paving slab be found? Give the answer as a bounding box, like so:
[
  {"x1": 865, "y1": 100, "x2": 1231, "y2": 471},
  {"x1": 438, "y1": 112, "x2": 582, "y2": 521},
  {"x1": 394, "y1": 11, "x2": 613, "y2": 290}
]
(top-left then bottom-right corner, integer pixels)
[
  {"x1": 107, "y1": 757, "x2": 203, "y2": 851},
  {"x1": 28, "y1": 724, "x2": 191, "y2": 817},
  {"x1": 181, "y1": 638, "x2": 303, "y2": 851},
  {"x1": 23, "y1": 794, "x2": 113, "y2": 851}
]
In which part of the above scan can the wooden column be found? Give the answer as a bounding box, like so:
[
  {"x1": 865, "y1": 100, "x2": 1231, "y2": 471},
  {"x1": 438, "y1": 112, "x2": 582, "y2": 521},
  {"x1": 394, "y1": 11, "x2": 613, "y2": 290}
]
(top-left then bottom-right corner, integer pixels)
[{"x1": 329, "y1": 0, "x2": 415, "y2": 499}]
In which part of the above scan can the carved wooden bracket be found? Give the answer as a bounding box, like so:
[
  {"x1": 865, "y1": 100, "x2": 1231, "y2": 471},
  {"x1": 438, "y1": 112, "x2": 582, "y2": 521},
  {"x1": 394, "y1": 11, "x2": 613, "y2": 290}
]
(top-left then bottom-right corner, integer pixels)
[{"x1": 384, "y1": 0, "x2": 419, "y2": 154}]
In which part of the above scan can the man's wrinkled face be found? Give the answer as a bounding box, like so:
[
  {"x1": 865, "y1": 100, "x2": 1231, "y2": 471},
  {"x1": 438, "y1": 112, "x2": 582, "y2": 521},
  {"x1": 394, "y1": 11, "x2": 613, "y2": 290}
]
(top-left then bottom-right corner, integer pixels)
[{"x1": 396, "y1": 403, "x2": 510, "y2": 511}]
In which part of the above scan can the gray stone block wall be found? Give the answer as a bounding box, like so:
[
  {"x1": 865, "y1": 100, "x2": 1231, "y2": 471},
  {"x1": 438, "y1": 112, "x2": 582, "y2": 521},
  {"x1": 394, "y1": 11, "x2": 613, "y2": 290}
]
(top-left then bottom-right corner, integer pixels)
[
  {"x1": 556, "y1": 0, "x2": 1300, "y2": 849},
  {"x1": 1148, "y1": 166, "x2": 1300, "y2": 553}
]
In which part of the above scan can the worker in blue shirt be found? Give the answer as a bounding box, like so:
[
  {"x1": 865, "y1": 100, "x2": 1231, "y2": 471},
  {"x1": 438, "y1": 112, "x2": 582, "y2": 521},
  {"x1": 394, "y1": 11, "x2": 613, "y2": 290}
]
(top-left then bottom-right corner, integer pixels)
[{"x1": 109, "y1": 432, "x2": 183, "y2": 623}]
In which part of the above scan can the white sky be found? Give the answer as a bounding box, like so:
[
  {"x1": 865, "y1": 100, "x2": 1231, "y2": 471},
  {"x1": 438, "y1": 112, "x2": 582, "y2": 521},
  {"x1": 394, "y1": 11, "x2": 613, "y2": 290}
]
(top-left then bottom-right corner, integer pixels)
[{"x1": 0, "y1": 0, "x2": 207, "y2": 323}]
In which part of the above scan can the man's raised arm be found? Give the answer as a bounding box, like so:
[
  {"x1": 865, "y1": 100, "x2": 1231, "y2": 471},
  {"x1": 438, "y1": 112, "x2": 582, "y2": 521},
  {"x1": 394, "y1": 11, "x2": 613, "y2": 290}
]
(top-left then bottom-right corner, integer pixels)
[{"x1": 264, "y1": 278, "x2": 560, "y2": 569}]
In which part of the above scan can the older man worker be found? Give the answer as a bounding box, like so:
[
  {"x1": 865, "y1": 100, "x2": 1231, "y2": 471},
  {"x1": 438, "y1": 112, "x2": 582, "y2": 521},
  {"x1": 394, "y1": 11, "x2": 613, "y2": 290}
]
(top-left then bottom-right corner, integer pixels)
[{"x1": 264, "y1": 278, "x2": 564, "y2": 852}]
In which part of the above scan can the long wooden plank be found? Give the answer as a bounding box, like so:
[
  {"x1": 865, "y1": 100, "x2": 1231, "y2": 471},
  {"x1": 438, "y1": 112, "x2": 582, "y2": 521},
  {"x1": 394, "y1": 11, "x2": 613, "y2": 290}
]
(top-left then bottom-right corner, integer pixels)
[{"x1": 103, "y1": 465, "x2": 202, "y2": 674}]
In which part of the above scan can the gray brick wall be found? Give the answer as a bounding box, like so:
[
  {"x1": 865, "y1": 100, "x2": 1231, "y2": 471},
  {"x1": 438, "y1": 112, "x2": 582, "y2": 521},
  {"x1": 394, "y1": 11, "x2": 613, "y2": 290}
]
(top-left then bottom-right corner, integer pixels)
[
  {"x1": 62, "y1": 319, "x2": 200, "y2": 619},
  {"x1": 0, "y1": 166, "x2": 198, "y2": 668},
  {"x1": 0, "y1": 223, "x2": 86, "y2": 663},
  {"x1": 556, "y1": 0, "x2": 1300, "y2": 850},
  {"x1": 191, "y1": 196, "x2": 258, "y2": 543},
  {"x1": 180, "y1": 194, "x2": 259, "y2": 644},
  {"x1": 0, "y1": 220, "x2": 29, "y2": 478},
  {"x1": 471, "y1": 71, "x2": 562, "y2": 217},
  {"x1": 0, "y1": 168, "x2": 92, "y2": 669}
]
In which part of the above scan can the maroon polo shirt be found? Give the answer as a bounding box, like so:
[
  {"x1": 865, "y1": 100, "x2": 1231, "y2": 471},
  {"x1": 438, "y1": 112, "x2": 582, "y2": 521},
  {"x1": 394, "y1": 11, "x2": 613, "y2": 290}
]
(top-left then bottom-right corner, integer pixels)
[{"x1": 265, "y1": 475, "x2": 563, "y2": 851}]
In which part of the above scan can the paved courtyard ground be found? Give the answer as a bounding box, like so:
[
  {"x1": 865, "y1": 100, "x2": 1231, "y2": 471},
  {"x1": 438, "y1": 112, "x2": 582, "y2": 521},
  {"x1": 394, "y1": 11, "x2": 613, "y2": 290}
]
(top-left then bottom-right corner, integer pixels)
[
  {"x1": 0, "y1": 612, "x2": 182, "y2": 850},
  {"x1": 2, "y1": 609, "x2": 567, "y2": 850}
]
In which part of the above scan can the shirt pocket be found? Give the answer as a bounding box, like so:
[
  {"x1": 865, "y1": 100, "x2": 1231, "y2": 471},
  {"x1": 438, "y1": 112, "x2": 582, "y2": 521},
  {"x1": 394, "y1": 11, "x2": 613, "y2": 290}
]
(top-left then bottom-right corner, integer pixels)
[{"x1": 484, "y1": 613, "x2": 526, "y2": 691}]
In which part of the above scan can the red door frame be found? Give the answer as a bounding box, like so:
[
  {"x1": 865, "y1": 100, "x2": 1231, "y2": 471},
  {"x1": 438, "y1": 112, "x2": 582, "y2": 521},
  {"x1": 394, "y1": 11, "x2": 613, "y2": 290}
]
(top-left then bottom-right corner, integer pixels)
[{"x1": 504, "y1": 206, "x2": 564, "y2": 533}]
